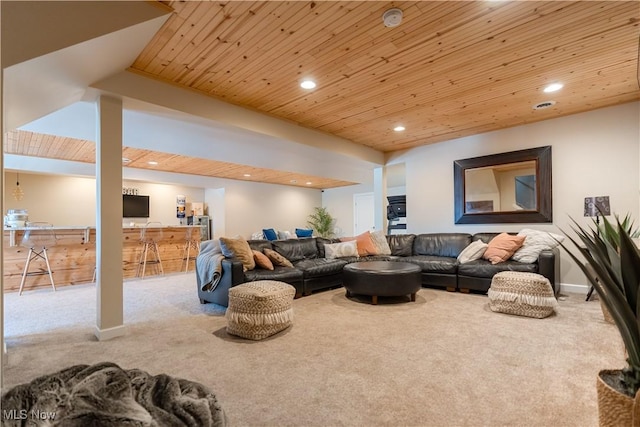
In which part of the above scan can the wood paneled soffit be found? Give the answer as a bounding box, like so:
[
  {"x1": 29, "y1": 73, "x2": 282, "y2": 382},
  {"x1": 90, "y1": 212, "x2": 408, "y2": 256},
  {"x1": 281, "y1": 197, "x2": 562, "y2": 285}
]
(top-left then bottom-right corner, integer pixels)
[{"x1": 4, "y1": 130, "x2": 356, "y2": 190}]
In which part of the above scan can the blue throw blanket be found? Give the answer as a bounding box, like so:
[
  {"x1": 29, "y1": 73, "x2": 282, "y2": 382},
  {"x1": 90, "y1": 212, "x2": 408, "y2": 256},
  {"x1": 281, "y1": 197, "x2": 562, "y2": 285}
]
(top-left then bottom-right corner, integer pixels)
[{"x1": 196, "y1": 240, "x2": 225, "y2": 292}]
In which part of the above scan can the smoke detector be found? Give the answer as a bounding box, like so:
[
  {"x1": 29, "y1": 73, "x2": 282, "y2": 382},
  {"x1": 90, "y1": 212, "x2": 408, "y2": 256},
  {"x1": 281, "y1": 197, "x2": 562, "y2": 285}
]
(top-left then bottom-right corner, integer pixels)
[{"x1": 382, "y1": 8, "x2": 403, "y2": 28}]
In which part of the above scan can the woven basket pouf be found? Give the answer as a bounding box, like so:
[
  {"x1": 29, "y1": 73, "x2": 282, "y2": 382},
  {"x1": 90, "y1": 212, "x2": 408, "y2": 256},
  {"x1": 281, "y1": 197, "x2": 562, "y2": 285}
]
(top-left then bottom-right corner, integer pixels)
[
  {"x1": 488, "y1": 271, "x2": 558, "y2": 319},
  {"x1": 226, "y1": 280, "x2": 295, "y2": 340}
]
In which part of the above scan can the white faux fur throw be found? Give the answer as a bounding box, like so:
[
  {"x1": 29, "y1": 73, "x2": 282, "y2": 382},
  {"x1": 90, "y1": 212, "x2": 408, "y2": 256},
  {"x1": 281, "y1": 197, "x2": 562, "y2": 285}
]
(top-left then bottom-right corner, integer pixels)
[{"x1": 1, "y1": 362, "x2": 227, "y2": 427}]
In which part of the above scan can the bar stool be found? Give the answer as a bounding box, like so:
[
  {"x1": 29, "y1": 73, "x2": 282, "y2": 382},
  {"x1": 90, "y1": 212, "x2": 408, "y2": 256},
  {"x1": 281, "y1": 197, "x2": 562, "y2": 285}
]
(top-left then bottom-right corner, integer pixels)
[
  {"x1": 137, "y1": 222, "x2": 164, "y2": 278},
  {"x1": 182, "y1": 226, "x2": 200, "y2": 272},
  {"x1": 19, "y1": 222, "x2": 57, "y2": 295}
]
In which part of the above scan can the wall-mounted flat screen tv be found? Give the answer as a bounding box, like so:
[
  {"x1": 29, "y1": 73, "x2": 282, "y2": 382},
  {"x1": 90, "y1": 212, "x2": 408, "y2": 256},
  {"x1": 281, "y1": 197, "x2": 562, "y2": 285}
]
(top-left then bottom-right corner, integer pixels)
[{"x1": 123, "y1": 194, "x2": 150, "y2": 218}]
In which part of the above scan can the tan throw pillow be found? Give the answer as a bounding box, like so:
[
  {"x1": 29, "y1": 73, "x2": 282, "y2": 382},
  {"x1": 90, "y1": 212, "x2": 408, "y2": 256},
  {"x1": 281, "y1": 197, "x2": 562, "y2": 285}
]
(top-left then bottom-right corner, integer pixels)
[
  {"x1": 253, "y1": 250, "x2": 274, "y2": 270},
  {"x1": 324, "y1": 241, "x2": 359, "y2": 259},
  {"x1": 219, "y1": 236, "x2": 255, "y2": 271},
  {"x1": 370, "y1": 230, "x2": 391, "y2": 256},
  {"x1": 341, "y1": 231, "x2": 379, "y2": 256},
  {"x1": 457, "y1": 240, "x2": 488, "y2": 264},
  {"x1": 483, "y1": 233, "x2": 526, "y2": 265},
  {"x1": 264, "y1": 248, "x2": 294, "y2": 268}
]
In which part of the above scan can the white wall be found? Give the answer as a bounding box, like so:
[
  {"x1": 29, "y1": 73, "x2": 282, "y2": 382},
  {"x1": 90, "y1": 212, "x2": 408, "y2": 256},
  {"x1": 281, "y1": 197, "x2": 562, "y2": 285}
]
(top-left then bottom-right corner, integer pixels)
[
  {"x1": 323, "y1": 184, "x2": 406, "y2": 237},
  {"x1": 5, "y1": 172, "x2": 322, "y2": 238},
  {"x1": 322, "y1": 184, "x2": 372, "y2": 237},
  {"x1": 5, "y1": 173, "x2": 97, "y2": 226},
  {"x1": 4, "y1": 173, "x2": 321, "y2": 238},
  {"x1": 214, "y1": 180, "x2": 321, "y2": 239},
  {"x1": 3, "y1": 173, "x2": 206, "y2": 226},
  {"x1": 330, "y1": 102, "x2": 640, "y2": 289}
]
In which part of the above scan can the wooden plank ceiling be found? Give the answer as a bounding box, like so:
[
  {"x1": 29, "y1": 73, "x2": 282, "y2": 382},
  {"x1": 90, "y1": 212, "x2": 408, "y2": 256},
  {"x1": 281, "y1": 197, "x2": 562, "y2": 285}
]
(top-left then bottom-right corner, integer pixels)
[
  {"x1": 129, "y1": 0, "x2": 640, "y2": 152},
  {"x1": 9, "y1": 1, "x2": 639, "y2": 188},
  {"x1": 4, "y1": 130, "x2": 356, "y2": 190}
]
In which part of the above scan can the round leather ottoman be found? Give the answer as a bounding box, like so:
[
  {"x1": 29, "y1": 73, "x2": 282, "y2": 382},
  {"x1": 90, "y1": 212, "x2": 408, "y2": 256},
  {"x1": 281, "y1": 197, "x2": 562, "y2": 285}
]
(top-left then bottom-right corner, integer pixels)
[
  {"x1": 343, "y1": 261, "x2": 421, "y2": 305},
  {"x1": 226, "y1": 280, "x2": 295, "y2": 340}
]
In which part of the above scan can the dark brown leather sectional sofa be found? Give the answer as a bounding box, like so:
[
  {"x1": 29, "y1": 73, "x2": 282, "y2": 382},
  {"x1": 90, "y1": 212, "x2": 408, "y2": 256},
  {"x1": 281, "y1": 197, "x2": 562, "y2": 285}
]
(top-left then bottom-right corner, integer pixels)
[{"x1": 197, "y1": 232, "x2": 559, "y2": 307}]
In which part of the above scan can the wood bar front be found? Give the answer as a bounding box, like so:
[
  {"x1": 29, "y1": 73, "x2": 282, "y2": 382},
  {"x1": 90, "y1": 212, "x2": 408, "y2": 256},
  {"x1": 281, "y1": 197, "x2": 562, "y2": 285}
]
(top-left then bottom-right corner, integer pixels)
[{"x1": 3, "y1": 225, "x2": 202, "y2": 293}]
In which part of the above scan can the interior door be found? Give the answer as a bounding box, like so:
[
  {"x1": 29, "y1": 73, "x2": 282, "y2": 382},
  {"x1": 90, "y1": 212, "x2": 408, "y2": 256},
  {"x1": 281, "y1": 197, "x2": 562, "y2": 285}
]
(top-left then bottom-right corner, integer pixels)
[{"x1": 354, "y1": 192, "x2": 375, "y2": 235}]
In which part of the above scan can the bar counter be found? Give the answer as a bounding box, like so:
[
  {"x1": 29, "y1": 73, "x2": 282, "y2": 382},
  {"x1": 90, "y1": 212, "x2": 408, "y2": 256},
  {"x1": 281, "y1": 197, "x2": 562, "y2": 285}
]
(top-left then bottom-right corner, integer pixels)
[{"x1": 3, "y1": 225, "x2": 203, "y2": 293}]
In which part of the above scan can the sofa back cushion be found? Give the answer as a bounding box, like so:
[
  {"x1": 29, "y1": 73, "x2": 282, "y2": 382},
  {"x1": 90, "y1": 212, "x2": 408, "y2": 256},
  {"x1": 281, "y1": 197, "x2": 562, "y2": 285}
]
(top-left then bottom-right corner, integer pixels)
[
  {"x1": 472, "y1": 232, "x2": 517, "y2": 244},
  {"x1": 386, "y1": 234, "x2": 416, "y2": 257},
  {"x1": 316, "y1": 237, "x2": 341, "y2": 258},
  {"x1": 272, "y1": 238, "x2": 318, "y2": 262},
  {"x1": 413, "y1": 233, "x2": 472, "y2": 258},
  {"x1": 248, "y1": 240, "x2": 273, "y2": 252}
]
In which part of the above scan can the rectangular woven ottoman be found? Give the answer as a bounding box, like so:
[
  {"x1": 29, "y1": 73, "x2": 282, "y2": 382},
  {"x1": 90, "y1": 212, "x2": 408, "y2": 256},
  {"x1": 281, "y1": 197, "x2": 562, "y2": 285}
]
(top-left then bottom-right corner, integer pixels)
[
  {"x1": 488, "y1": 271, "x2": 558, "y2": 319},
  {"x1": 225, "y1": 280, "x2": 295, "y2": 340}
]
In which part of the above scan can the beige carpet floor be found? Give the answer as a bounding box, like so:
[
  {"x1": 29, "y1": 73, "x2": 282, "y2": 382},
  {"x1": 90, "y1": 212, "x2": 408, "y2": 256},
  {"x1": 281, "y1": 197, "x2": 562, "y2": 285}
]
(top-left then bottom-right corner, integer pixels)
[{"x1": 3, "y1": 273, "x2": 625, "y2": 426}]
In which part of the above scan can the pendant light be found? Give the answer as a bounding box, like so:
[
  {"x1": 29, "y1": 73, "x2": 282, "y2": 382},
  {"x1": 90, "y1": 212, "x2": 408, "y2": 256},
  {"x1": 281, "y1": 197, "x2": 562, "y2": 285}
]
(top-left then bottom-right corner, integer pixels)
[{"x1": 13, "y1": 172, "x2": 24, "y2": 201}]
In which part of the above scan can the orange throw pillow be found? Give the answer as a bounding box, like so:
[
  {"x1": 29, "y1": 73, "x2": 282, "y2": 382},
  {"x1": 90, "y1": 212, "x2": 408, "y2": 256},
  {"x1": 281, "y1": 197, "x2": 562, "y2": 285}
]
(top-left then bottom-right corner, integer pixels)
[
  {"x1": 341, "y1": 231, "x2": 379, "y2": 256},
  {"x1": 483, "y1": 233, "x2": 526, "y2": 264},
  {"x1": 253, "y1": 250, "x2": 274, "y2": 271}
]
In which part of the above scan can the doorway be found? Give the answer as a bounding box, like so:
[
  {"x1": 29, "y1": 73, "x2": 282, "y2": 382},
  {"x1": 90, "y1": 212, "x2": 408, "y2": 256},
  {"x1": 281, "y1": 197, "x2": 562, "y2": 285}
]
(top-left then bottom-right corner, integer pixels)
[{"x1": 353, "y1": 192, "x2": 375, "y2": 235}]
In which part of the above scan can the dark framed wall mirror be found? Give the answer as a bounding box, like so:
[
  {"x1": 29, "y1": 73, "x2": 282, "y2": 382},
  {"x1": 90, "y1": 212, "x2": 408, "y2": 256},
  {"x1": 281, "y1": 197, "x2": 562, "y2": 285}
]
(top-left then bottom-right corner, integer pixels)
[{"x1": 453, "y1": 146, "x2": 552, "y2": 224}]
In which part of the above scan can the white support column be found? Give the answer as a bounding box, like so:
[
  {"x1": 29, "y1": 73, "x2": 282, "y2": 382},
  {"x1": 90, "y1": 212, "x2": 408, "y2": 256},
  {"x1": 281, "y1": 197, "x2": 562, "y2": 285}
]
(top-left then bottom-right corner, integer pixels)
[
  {"x1": 95, "y1": 95, "x2": 125, "y2": 341},
  {"x1": 373, "y1": 166, "x2": 387, "y2": 233}
]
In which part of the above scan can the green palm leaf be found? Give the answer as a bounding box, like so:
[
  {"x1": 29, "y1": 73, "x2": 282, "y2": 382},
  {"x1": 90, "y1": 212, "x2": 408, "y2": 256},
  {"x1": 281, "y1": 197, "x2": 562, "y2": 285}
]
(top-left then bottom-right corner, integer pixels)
[{"x1": 561, "y1": 215, "x2": 640, "y2": 396}]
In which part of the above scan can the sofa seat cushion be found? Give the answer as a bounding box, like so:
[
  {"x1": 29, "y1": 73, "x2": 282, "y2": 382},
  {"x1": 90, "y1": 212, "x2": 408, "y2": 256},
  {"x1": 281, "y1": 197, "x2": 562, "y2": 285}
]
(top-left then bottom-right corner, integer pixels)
[
  {"x1": 293, "y1": 258, "x2": 348, "y2": 278},
  {"x1": 244, "y1": 266, "x2": 303, "y2": 283},
  {"x1": 458, "y1": 259, "x2": 538, "y2": 278},
  {"x1": 403, "y1": 255, "x2": 458, "y2": 274}
]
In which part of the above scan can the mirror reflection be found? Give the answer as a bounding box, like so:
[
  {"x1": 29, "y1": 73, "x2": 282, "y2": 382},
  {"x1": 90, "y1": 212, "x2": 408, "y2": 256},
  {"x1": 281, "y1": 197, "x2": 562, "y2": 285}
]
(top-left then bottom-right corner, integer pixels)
[
  {"x1": 464, "y1": 160, "x2": 537, "y2": 214},
  {"x1": 453, "y1": 145, "x2": 552, "y2": 224}
]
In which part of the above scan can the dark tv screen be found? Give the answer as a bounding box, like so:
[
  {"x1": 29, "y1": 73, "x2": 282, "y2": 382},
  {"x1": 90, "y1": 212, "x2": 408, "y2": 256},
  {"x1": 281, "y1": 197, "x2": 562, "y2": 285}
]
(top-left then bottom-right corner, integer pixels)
[{"x1": 123, "y1": 194, "x2": 150, "y2": 218}]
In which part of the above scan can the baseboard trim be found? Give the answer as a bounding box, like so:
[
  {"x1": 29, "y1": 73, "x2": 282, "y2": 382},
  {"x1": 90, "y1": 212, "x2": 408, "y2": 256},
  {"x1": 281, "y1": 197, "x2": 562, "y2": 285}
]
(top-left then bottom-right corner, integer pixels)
[
  {"x1": 94, "y1": 325, "x2": 126, "y2": 341},
  {"x1": 559, "y1": 282, "x2": 588, "y2": 296}
]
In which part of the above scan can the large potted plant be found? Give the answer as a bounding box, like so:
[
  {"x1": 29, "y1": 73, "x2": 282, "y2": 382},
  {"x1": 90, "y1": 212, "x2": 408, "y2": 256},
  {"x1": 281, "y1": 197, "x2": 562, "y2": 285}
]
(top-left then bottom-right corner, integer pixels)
[
  {"x1": 307, "y1": 207, "x2": 335, "y2": 238},
  {"x1": 561, "y1": 215, "x2": 640, "y2": 425}
]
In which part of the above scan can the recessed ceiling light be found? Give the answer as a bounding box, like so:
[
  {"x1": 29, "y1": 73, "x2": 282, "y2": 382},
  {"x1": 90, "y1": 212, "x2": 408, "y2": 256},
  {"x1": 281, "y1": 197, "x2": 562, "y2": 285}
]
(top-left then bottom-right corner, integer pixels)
[
  {"x1": 543, "y1": 83, "x2": 564, "y2": 93},
  {"x1": 393, "y1": 125, "x2": 406, "y2": 132},
  {"x1": 122, "y1": 157, "x2": 131, "y2": 163},
  {"x1": 243, "y1": 173, "x2": 251, "y2": 177},
  {"x1": 306, "y1": 181, "x2": 312, "y2": 185},
  {"x1": 300, "y1": 79, "x2": 316, "y2": 90},
  {"x1": 147, "y1": 161, "x2": 158, "y2": 165}
]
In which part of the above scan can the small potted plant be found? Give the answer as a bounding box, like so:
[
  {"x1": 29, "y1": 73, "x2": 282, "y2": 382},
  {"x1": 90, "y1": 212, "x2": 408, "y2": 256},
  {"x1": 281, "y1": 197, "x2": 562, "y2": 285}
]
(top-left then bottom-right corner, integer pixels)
[
  {"x1": 307, "y1": 207, "x2": 335, "y2": 238},
  {"x1": 561, "y1": 215, "x2": 640, "y2": 424}
]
